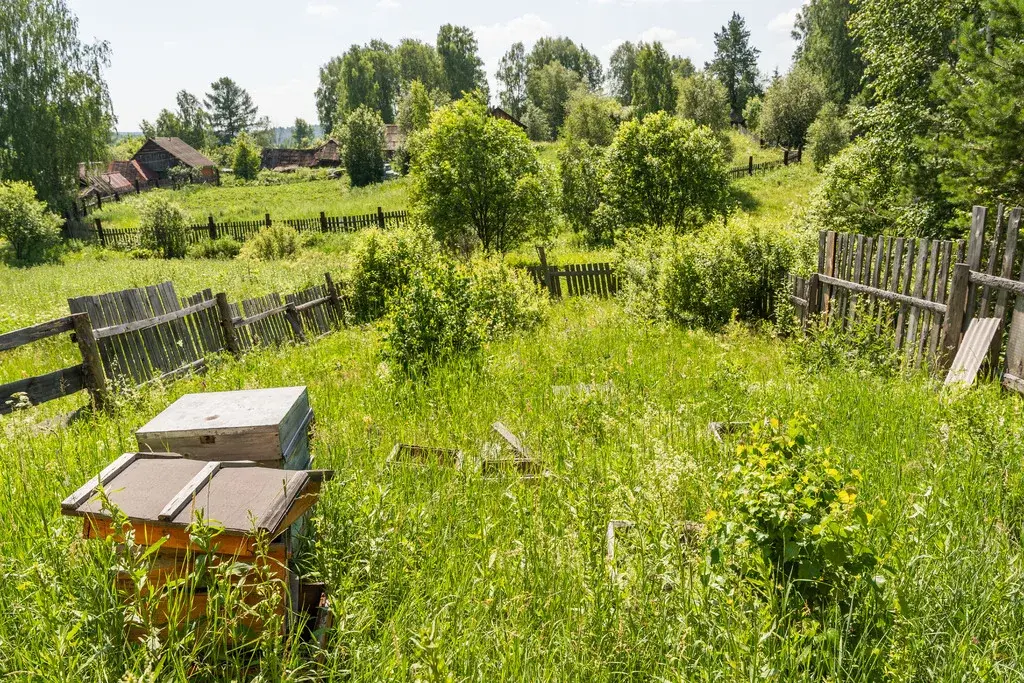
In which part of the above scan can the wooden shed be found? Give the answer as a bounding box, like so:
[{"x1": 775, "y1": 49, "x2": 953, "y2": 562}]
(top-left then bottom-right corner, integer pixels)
[
  {"x1": 135, "y1": 387, "x2": 313, "y2": 469},
  {"x1": 132, "y1": 137, "x2": 216, "y2": 179},
  {"x1": 61, "y1": 452, "x2": 332, "y2": 632}
]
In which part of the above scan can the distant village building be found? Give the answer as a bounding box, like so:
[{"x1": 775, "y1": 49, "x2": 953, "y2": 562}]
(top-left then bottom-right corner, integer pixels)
[
  {"x1": 489, "y1": 107, "x2": 526, "y2": 131},
  {"x1": 132, "y1": 137, "x2": 217, "y2": 179},
  {"x1": 261, "y1": 139, "x2": 342, "y2": 172},
  {"x1": 384, "y1": 125, "x2": 405, "y2": 160}
]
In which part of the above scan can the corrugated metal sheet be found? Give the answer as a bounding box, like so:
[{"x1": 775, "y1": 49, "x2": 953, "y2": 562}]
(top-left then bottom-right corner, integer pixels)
[{"x1": 945, "y1": 317, "x2": 1002, "y2": 386}]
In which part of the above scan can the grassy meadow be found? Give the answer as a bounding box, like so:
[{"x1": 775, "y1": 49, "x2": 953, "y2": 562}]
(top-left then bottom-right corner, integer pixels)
[{"x1": 3, "y1": 163, "x2": 1023, "y2": 680}]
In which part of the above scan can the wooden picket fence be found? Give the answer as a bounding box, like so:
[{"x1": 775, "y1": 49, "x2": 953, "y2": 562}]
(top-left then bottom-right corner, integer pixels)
[
  {"x1": 526, "y1": 257, "x2": 618, "y2": 299},
  {"x1": 89, "y1": 207, "x2": 410, "y2": 249},
  {"x1": 2, "y1": 273, "x2": 349, "y2": 416},
  {"x1": 729, "y1": 149, "x2": 802, "y2": 179},
  {"x1": 790, "y1": 204, "x2": 1024, "y2": 390}
]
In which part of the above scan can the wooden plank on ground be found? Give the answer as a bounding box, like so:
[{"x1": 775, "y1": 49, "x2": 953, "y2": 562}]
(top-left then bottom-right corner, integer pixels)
[{"x1": 945, "y1": 318, "x2": 1002, "y2": 386}]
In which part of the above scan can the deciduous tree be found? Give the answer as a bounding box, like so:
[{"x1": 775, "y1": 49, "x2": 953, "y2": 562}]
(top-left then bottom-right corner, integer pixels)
[
  {"x1": 497, "y1": 42, "x2": 529, "y2": 119},
  {"x1": 396, "y1": 38, "x2": 445, "y2": 93},
  {"x1": 793, "y1": 0, "x2": 864, "y2": 104},
  {"x1": 677, "y1": 72, "x2": 731, "y2": 132},
  {"x1": 338, "y1": 105, "x2": 386, "y2": 187},
  {"x1": 526, "y1": 62, "x2": 581, "y2": 133},
  {"x1": 562, "y1": 90, "x2": 617, "y2": 147},
  {"x1": 527, "y1": 37, "x2": 603, "y2": 90},
  {"x1": 293, "y1": 118, "x2": 314, "y2": 147},
  {"x1": 757, "y1": 66, "x2": 826, "y2": 148},
  {"x1": 608, "y1": 41, "x2": 638, "y2": 105},
  {"x1": 437, "y1": 25, "x2": 487, "y2": 100},
  {"x1": 632, "y1": 42, "x2": 678, "y2": 117}
]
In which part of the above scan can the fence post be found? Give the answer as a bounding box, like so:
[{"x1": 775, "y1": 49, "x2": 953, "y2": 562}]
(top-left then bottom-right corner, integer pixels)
[
  {"x1": 964, "y1": 205, "x2": 987, "y2": 331},
  {"x1": 284, "y1": 303, "x2": 306, "y2": 343},
  {"x1": 94, "y1": 219, "x2": 106, "y2": 247},
  {"x1": 783, "y1": 150, "x2": 789, "y2": 166},
  {"x1": 748, "y1": 155, "x2": 753, "y2": 176},
  {"x1": 797, "y1": 146, "x2": 803, "y2": 163},
  {"x1": 806, "y1": 273, "x2": 821, "y2": 318},
  {"x1": 216, "y1": 168, "x2": 221, "y2": 187},
  {"x1": 265, "y1": 213, "x2": 272, "y2": 228},
  {"x1": 536, "y1": 245, "x2": 552, "y2": 295},
  {"x1": 324, "y1": 272, "x2": 347, "y2": 325},
  {"x1": 941, "y1": 263, "x2": 971, "y2": 369},
  {"x1": 96, "y1": 194, "x2": 102, "y2": 210},
  {"x1": 320, "y1": 211, "x2": 328, "y2": 233},
  {"x1": 208, "y1": 215, "x2": 217, "y2": 240},
  {"x1": 215, "y1": 293, "x2": 241, "y2": 358},
  {"x1": 71, "y1": 312, "x2": 107, "y2": 411},
  {"x1": 377, "y1": 206, "x2": 386, "y2": 230},
  {"x1": 134, "y1": 179, "x2": 141, "y2": 195}
]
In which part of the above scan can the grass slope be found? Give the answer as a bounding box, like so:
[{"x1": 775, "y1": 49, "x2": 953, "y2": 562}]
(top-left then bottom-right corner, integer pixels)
[{"x1": 1, "y1": 300, "x2": 1022, "y2": 679}]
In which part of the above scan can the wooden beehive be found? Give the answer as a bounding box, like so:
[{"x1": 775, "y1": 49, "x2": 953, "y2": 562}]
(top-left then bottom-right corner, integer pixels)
[
  {"x1": 135, "y1": 387, "x2": 313, "y2": 469},
  {"x1": 61, "y1": 452, "x2": 332, "y2": 633}
]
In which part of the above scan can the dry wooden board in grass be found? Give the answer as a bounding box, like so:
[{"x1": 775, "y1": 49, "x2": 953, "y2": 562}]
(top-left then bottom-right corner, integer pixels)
[
  {"x1": 482, "y1": 422, "x2": 544, "y2": 477},
  {"x1": 135, "y1": 387, "x2": 313, "y2": 469},
  {"x1": 551, "y1": 380, "x2": 614, "y2": 397},
  {"x1": 388, "y1": 444, "x2": 464, "y2": 469},
  {"x1": 708, "y1": 421, "x2": 750, "y2": 444}
]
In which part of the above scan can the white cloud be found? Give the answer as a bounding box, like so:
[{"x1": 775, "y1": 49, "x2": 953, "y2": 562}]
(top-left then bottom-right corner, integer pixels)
[
  {"x1": 767, "y1": 7, "x2": 801, "y2": 34},
  {"x1": 376, "y1": 0, "x2": 400, "y2": 8},
  {"x1": 473, "y1": 13, "x2": 554, "y2": 56},
  {"x1": 591, "y1": 0, "x2": 704, "y2": 5},
  {"x1": 305, "y1": 2, "x2": 338, "y2": 17},
  {"x1": 639, "y1": 27, "x2": 700, "y2": 55}
]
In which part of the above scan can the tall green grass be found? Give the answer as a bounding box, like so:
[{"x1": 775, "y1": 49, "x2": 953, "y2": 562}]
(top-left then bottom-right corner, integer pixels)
[{"x1": 1, "y1": 299, "x2": 1023, "y2": 679}]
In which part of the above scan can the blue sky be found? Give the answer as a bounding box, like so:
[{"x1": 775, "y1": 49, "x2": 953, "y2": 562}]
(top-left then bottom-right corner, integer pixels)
[{"x1": 67, "y1": 0, "x2": 804, "y2": 131}]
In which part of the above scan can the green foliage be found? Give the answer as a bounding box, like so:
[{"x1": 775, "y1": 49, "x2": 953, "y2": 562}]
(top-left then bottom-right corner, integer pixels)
[
  {"x1": 708, "y1": 12, "x2": 762, "y2": 117},
  {"x1": 335, "y1": 41, "x2": 401, "y2": 124},
  {"x1": 708, "y1": 415, "x2": 881, "y2": 606},
  {"x1": 315, "y1": 56, "x2": 344, "y2": 134},
  {"x1": 791, "y1": 312, "x2": 901, "y2": 376},
  {"x1": 560, "y1": 90, "x2": 617, "y2": 146},
  {"x1": 523, "y1": 101, "x2": 552, "y2": 142},
  {"x1": 186, "y1": 236, "x2": 241, "y2": 260},
  {"x1": 526, "y1": 62, "x2": 582, "y2": 133},
  {"x1": 655, "y1": 218, "x2": 804, "y2": 327},
  {"x1": 292, "y1": 118, "x2": 314, "y2": 147},
  {"x1": 793, "y1": 0, "x2": 865, "y2": 104},
  {"x1": 742, "y1": 95, "x2": 763, "y2": 130},
  {"x1": 805, "y1": 137, "x2": 943, "y2": 236},
  {"x1": 758, "y1": 67, "x2": 827, "y2": 148},
  {"x1": 807, "y1": 102, "x2": 850, "y2": 170},
  {"x1": 410, "y1": 96, "x2": 556, "y2": 252},
  {"x1": 231, "y1": 131, "x2": 262, "y2": 181},
  {"x1": 0, "y1": 181, "x2": 62, "y2": 264},
  {"x1": 137, "y1": 194, "x2": 189, "y2": 259},
  {"x1": 142, "y1": 90, "x2": 211, "y2": 150},
  {"x1": 436, "y1": 24, "x2": 488, "y2": 101},
  {"x1": 396, "y1": 80, "x2": 439, "y2": 135},
  {"x1": 631, "y1": 42, "x2": 678, "y2": 117},
  {"x1": 396, "y1": 38, "x2": 446, "y2": 94},
  {"x1": 496, "y1": 42, "x2": 529, "y2": 120},
  {"x1": 604, "y1": 112, "x2": 730, "y2": 232},
  {"x1": 558, "y1": 140, "x2": 611, "y2": 245},
  {"x1": 0, "y1": 0, "x2": 115, "y2": 208},
  {"x1": 608, "y1": 41, "x2": 638, "y2": 105},
  {"x1": 338, "y1": 105, "x2": 386, "y2": 188},
  {"x1": 381, "y1": 254, "x2": 546, "y2": 372},
  {"x1": 349, "y1": 227, "x2": 435, "y2": 322},
  {"x1": 930, "y1": 0, "x2": 1024, "y2": 207},
  {"x1": 204, "y1": 77, "x2": 259, "y2": 144},
  {"x1": 109, "y1": 135, "x2": 145, "y2": 161},
  {"x1": 240, "y1": 224, "x2": 299, "y2": 261},
  {"x1": 677, "y1": 72, "x2": 731, "y2": 132}
]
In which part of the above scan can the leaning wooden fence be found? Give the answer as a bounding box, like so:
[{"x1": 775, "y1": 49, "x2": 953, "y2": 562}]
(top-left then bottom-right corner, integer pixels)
[
  {"x1": 88, "y1": 207, "x2": 410, "y2": 249},
  {"x1": 790, "y1": 204, "x2": 1024, "y2": 390},
  {"x1": 1, "y1": 273, "x2": 350, "y2": 416},
  {"x1": 527, "y1": 249, "x2": 618, "y2": 298}
]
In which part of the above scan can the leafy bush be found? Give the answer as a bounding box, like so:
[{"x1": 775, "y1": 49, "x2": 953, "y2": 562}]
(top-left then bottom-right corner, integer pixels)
[
  {"x1": 137, "y1": 194, "x2": 189, "y2": 258},
  {"x1": 410, "y1": 95, "x2": 556, "y2": 252},
  {"x1": 676, "y1": 72, "x2": 731, "y2": 132},
  {"x1": 381, "y1": 257, "x2": 480, "y2": 373},
  {"x1": 467, "y1": 256, "x2": 547, "y2": 338},
  {"x1": 187, "y1": 236, "x2": 241, "y2": 259},
  {"x1": 561, "y1": 89, "x2": 617, "y2": 146},
  {"x1": 231, "y1": 131, "x2": 262, "y2": 181},
  {"x1": 807, "y1": 103, "x2": 850, "y2": 171},
  {"x1": 706, "y1": 414, "x2": 881, "y2": 607},
  {"x1": 558, "y1": 140, "x2": 611, "y2": 245},
  {"x1": 742, "y1": 95, "x2": 762, "y2": 131},
  {"x1": 757, "y1": 67, "x2": 826, "y2": 149},
  {"x1": 604, "y1": 112, "x2": 730, "y2": 233},
  {"x1": 0, "y1": 181, "x2": 62, "y2": 264},
  {"x1": 240, "y1": 224, "x2": 299, "y2": 261},
  {"x1": 381, "y1": 254, "x2": 547, "y2": 373},
  {"x1": 618, "y1": 218, "x2": 805, "y2": 328},
  {"x1": 350, "y1": 227, "x2": 437, "y2": 322},
  {"x1": 790, "y1": 312, "x2": 901, "y2": 376},
  {"x1": 523, "y1": 101, "x2": 552, "y2": 142},
  {"x1": 338, "y1": 105, "x2": 385, "y2": 187}
]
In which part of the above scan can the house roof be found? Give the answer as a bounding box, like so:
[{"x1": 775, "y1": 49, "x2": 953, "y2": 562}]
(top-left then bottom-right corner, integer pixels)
[
  {"x1": 384, "y1": 125, "x2": 405, "y2": 152},
  {"x1": 314, "y1": 139, "x2": 340, "y2": 163},
  {"x1": 489, "y1": 107, "x2": 527, "y2": 131},
  {"x1": 78, "y1": 171, "x2": 133, "y2": 198},
  {"x1": 140, "y1": 137, "x2": 216, "y2": 169},
  {"x1": 109, "y1": 159, "x2": 157, "y2": 183},
  {"x1": 61, "y1": 452, "x2": 332, "y2": 537}
]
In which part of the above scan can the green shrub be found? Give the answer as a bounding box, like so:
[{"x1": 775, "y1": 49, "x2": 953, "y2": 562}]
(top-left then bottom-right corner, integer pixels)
[
  {"x1": 381, "y1": 257, "x2": 480, "y2": 373},
  {"x1": 467, "y1": 256, "x2": 547, "y2": 338},
  {"x1": 742, "y1": 95, "x2": 762, "y2": 131},
  {"x1": 604, "y1": 112, "x2": 730, "y2": 232},
  {"x1": 338, "y1": 105, "x2": 385, "y2": 187},
  {"x1": 232, "y1": 132, "x2": 262, "y2": 181},
  {"x1": 558, "y1": 140, "x2": 611, "y2": 246},
  {"x1": 350, "y1": 227, "x2": 437, "y2": 322},
  {"x1": 137, "y1": 194, "x2": 189, "y2": 258},
  {"x1": 0, "y1": 181, "x2": 62, "y2": 264},
  {"x1": 561, "y1": 90, "x2": 617, "y2": 146},
  {"x1": 655, "y1": 218, "x2": 804, "y2": 328},
  {"x1": 807, "y1": 103, "x2": 850, "y2": 171},
  {"x1": 707, "y1": 414, "x2": 881, "y2": 607},
  {"x1": 790, "y1": 312, "x2": 901, "y2": 376},
  {"x1": 757, "y1": 67, "x2": 826, "y2": 148},
  {"x1": 240, "y1": 224, "x2": 299, "y2": 261},
  {"x1": 187, "y1": 236, "x2": 242, "y2": 259},
  {"x1": 129, "y1": 248, "x2": 158, "y2": 260},
  {"x1": 298, "y1": 231, "x2": 325, "y2": 249}
]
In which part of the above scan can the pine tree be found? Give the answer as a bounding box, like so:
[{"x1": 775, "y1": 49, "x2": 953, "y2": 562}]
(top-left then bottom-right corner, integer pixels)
[
  {"x1": 204, "y1": 77, "x2": 259, "y2": 144},
  {"x1": 707, "y1": 12, "x2": 761, "y2": 118}
]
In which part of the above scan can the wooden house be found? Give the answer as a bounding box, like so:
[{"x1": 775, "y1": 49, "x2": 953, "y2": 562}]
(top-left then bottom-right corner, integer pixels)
[
  {"x1": 132, "y1": 137, "x2": 216, "y2": 179},
  {"x1": 261, "y1": 139, "x2": 342, "y2": 171},
  {"x1": 61, "y1": 452, "x2": 332, "y2": 633},
  {"x1": 109, "y1": 159, "x2": 158, "y2": 185},
  {"x1": 384, "y1": 125, "x2": 405, "y2": 159},
  {"x1": 135, "y1": 387, "x2": 313, "y2": 470},
  {"x1": 489, "y1": 107, "x2": 527, "y2": 131}
]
